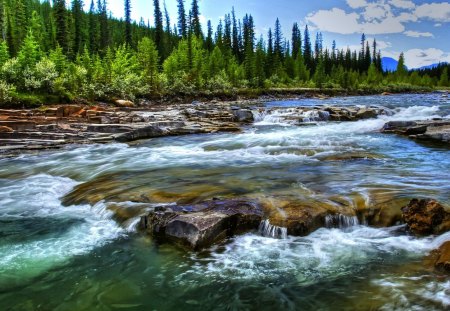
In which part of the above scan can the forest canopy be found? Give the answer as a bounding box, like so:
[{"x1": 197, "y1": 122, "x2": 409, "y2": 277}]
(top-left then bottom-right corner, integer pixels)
[{"x1": 0, "y1": 0, "x2": 448, "y2": 106}]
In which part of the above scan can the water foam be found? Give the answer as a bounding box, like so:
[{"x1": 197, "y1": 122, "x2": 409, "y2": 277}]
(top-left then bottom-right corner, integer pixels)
[
  {"x1": 188, "y1": 226, "x2": 449, "y2": 283},
  {"x1": 0, "y1": 174, "x2": 124, "y2": 286}
]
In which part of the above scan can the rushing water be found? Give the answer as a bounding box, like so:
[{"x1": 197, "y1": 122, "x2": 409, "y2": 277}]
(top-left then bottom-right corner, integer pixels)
[{"x1": 0, "y1": 93, "x2": 449, "y2": 310}]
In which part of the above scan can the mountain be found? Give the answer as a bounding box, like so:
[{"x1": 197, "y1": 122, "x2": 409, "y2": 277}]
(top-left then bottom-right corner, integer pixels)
[
  {"x1": 416, "y1": 62, "x2": 447, "y2": 70},
  {"x1": 382, "y1": 57, "x2": 399, "y2": 72}
]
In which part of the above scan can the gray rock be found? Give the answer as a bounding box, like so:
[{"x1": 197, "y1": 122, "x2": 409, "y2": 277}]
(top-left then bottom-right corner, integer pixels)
[{"x1": 140, "y1": 199, "x2": 264, "y2": 250}]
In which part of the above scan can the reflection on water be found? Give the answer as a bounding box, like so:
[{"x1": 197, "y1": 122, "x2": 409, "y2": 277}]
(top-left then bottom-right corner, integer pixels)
[{"x1": 0, "y1": 94, "x2": 449, "y2": 310}]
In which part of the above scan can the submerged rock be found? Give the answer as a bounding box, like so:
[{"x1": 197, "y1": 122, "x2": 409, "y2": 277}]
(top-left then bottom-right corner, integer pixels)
[
  {"x1": 140, "y1": 199, "x2": 263, "y2": 250},
  {"x1": 435, "y1": 242, "x2": 450, "y2": 273},
  {"x1": 401, "y1": 199, "x2": 450, "y2": 235}
]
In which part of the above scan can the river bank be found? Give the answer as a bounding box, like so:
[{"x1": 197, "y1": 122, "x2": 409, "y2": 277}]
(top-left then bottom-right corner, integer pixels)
[{"x1": 1, "y1": 91, "x2": 449, "y2": 157}]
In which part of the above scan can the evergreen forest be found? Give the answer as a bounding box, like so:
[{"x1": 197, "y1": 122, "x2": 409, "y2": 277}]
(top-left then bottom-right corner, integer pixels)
[{"x1": 0, "y1": 0, "x2": 448, "y2": 106}]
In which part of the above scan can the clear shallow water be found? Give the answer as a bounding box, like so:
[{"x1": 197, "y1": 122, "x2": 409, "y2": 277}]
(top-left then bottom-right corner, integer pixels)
[{"x1": 0, "y1": 94, "x2": 449, "y2": 310}]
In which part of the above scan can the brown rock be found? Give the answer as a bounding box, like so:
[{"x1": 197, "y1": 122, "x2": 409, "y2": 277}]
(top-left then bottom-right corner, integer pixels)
[
  {"x1": 0, "y1": 126, "x2": 14, "y2": 133},
  {"x1": 401, "y1": 199, "x2": 450, "y2": 235},
  {"x1": 268, "y1": 202, "x2": 330, "y2": 236},
  {"x1": 435, "y1": 241, "x2": 450, "y2": 272}
]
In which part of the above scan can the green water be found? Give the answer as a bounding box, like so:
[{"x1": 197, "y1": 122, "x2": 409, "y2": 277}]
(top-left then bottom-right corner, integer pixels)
[{"x1": 0, "y1": 94, "x2": 449, "y2": 310}]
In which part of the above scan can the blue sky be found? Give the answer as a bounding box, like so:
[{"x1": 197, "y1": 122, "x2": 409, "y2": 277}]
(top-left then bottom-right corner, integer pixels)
[{"x1": 80, "y1": 0, "x2": 450, "y2": 68}]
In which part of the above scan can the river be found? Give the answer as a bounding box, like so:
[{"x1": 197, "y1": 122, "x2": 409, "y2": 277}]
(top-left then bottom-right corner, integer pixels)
[{"x1": 0, "y1": 94, "x2": 449, "y2": 310}]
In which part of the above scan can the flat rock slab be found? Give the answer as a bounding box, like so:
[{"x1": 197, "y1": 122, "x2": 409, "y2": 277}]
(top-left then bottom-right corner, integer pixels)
[
  {"x1": 140, "y1": 199, "x2": 263, "y2": 250},
  {"x1": 382, "y1": 120, "x2": 450, "y2": 145}
]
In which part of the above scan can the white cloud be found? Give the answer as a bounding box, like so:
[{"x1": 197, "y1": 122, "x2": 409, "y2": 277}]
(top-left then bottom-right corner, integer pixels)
[
  {"x1": 362, "y1": 3, "x2": 390, "y2": 21},
  {"x1": 389, "y1": 0, "x2": 416, "y2": 9},
  {"x1": 404, "y1": 30, "x2": 434, "y2": 37},
  {"x1": 307, "y1": 1, "x2": 450, "y2": 36},
  {"x1": 404, "y1": 48, "x2": 450, "y2": 68},
  {"x1": 435, "y1": 23, "x2": 442, "y2": 27},
  {"x1": 306, "y1": 8, "x2": 361, "y2": 35},
  {"x1": 347, "y1": 0, "x2": 368, "y2": 9},
  {"x1": 384, "y1": 48, "x2": 450, "y2": 68},
  {"x1": 415, "y1": 2, "x2": 450, "y2": 22},
  {"x1": 306, "y1": 7, "x2": 406, "y2": 34}
]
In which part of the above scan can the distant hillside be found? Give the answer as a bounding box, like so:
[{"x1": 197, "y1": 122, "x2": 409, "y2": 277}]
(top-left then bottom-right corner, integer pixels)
[
  {"x1": 382, "y1": 57, "x2": 399, "y2": 72},
  {"x1": 417, "y1": 62, "x2": 447, "y2": 70}
]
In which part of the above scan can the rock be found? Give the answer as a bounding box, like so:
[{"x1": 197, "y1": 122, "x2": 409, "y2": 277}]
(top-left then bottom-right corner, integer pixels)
[
  {"x1": 435, "y1": 241, "x2": 450, "y2": 272},
  {"x1": 416, "y1": 125, "x2": 450, "y2": 144},
  {"x1": 268, "y1": 202, "x2": 330, "y2": 236},
  {"x1": 401, "y1": 199, "x2": 450, "y2": 235},
  {"x1": 140, "y1": 199, "x2": 263, "y2": 250},
  {"x1": 355, "y1": 108, "x2": 378, "y2": 120},
  {"x1": 0, "y1": 121, "x2": 36, "y2": 131},
  {"x1": 381, "y1": 121, "x2": 418, "y2": 133},
  {"x1": 381, "y1": 120, "x2": 450, "y2": 144},
  {"x1": 0, "y1": 126, "x2": 13, "y2": 133},
  {"x1": 115, "y1": 99, "x2": 135, "y2": 108},
  {"x1": 231, "y1": 109, "x2": 254, "y2": 123},
  {"x1": 113, "y1": 124, "x2": 166, "y2": 142}
]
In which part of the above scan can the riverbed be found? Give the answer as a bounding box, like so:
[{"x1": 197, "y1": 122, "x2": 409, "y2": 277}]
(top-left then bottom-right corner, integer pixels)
[{"x1": 0, "y1": 94, "x2": 449, "y2": 310}]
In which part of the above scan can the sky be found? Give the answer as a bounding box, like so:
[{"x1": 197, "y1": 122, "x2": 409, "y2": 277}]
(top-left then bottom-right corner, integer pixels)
[{"x1": 79, "y1": 0, "x2": 450, "y2": 68}]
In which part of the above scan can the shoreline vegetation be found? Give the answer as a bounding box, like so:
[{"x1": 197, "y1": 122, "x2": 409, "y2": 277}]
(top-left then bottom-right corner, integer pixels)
[{"x1": 0, "y1": 0, "x2": 449, "y2": 108}]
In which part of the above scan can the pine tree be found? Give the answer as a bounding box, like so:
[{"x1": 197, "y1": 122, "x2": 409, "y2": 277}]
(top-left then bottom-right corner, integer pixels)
[
  {"x1": 439, "y1": 67, "x2": 449, "y2": 87},
  {"x1": 266, "y1": 28, "x2": 273, "y2": 76},
  {"x1": 137, "y1": 37, "x2": 159, "y2": 89},
  {"x1": 17, "y1": 30, "x2": 42, "y2": 69},
  {"x1": 205, "y1": 20, "x2": 213, "y2": 51},
  {"x1": 190, "y1": 0, "x2": 201, "y2": 37},
  {"x1": 177, "y1": 0, "x2": 187, "y2": 38},
  {"x1": 54, "y1": 0, "x2": 68, "y2": 52},
  {"x1": 223, "y1": 14, "x2": 231, "y2": 51},
  {"x1": 274, "y1": 18, "x2": 283, "y2": 60},
  {"x1": 243, "y1": 14, "x2": 255, "y2": 81},
  {"x1": 98, "y1": 0, "x2": 109, "y2": 53},
  {"x1": 303, "y1": 25, "x2": 312, "y2": 69},
  {"x1": 153, "y1": 0, "x2": 164, "y2": 57},
  {"x1": 14, "y1": 0, "x2": 28, "y2": 53},
  {"x1": 231, "y1": 7, "x2": 239, "y2": 58},
  {"x1": 292, "y1": 23, "x2": 301, "y2": 59},
  {"x1": 72, "y1": 0, "x2": 85, "y2": 55},
  {"x1": 396, "y1": 52, "x2": 407, "y2": 78},
  {"x1": 88, "y1": 0, "x2": 98, "y2": 53},
  {"x1": 254, "y1": 37, "x2": 265, "y2": 87},
  {"x1": 124, "y1": 0, "x2": 132, "y2": 46}
]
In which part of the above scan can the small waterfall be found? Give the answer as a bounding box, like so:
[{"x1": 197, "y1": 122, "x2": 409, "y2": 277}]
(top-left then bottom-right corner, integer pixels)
[
  {"x1": 259, "y1": 220, "x2": 288, "y2": 239},
  {"x1": 124, "y1": 217, "x2": 141, "y2": 232},
  {"x1": 252, "y1": 109, "x2": 267, "y2": 122},
  {"x1": 302, "y1": 110, "x2": 330, "y2": 122},
  {"x1": 325, "y1": 214, "x2": 360, "y2": 229}
]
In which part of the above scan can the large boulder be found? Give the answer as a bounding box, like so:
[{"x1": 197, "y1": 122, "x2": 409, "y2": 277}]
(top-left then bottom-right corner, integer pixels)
[
  {"x1": 231, "y1": 108, "x2": 254, "y2": 123},
  {"x1": 140, "y1": 199, "x2": 263, "y2": 250},
  {"x1": 401, "y1": 199, "x2": 450, "y2": 235}
]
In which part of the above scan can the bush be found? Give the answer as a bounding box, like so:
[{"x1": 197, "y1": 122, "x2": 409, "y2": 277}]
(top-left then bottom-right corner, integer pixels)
[{"x1": 0, "y1": 80, "x2": 16, "y2": 104}]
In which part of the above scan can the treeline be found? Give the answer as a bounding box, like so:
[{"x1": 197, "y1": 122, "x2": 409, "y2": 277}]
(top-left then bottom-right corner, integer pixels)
[{"x1": 0, "y1": 0, "x2": 446, "y2": 106}]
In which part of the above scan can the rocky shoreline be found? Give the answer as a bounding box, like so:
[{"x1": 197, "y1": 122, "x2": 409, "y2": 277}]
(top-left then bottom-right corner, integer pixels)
[{"x1": 3, "y1": 97, "x2": 449, "y2": 156}]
